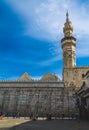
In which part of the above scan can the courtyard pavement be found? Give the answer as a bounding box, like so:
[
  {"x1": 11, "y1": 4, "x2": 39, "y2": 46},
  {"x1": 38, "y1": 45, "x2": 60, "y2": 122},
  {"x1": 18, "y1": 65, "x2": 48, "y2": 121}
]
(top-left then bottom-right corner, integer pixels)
[{"x1": 0, "y1": 117, "x2": 89, "y2": 130}]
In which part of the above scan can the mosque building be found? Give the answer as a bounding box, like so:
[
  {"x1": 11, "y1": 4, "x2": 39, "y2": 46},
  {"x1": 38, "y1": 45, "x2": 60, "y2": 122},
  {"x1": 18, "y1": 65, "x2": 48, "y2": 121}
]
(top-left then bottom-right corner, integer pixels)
[{"x1": 0, "y1": 12, "x2": 89, "y2": 117}]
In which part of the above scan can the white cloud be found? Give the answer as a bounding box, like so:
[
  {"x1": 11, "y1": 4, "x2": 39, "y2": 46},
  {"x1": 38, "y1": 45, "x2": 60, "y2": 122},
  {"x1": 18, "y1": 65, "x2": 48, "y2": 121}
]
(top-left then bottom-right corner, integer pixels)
[
  {"x1": 37, "y1": 55, "x2": 62, "y2": 66},
  {"x1": 5, "y1": 0, "x2": 89, "y2": 57},
  {"x1": 77, "y1": 48, "x2": 89, "y2": 57},
  {"x1": 5, "y1": 0, "x2": 72, "y2": 40}
]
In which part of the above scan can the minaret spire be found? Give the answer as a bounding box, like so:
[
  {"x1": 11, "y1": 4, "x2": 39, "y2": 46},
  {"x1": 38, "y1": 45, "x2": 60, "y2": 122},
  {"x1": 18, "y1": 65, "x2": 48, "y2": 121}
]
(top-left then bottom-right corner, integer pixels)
[
  {"x1": 66, "y1": 10, "x2": 69, "y2": 22},
  {"x1": 63, "y1": 11, "x2": 73, "y2": 37}
]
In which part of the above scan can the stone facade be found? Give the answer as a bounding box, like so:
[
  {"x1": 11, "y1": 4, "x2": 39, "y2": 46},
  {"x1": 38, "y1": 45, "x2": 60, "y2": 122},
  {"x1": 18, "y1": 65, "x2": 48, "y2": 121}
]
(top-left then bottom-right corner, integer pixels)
[
  {"x1": 64, "y1": 67, "x2": 89, "y2": 89},
  {"x1": 0, "y1": 81, "x2": 77, "y2": 116}
]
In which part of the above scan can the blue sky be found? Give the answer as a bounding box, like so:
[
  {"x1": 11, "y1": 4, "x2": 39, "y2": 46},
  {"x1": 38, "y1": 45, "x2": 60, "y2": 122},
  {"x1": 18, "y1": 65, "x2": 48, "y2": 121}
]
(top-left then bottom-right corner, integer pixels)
[{"x1": 0, "y1": 0, "x2": 89, "y2": 80}]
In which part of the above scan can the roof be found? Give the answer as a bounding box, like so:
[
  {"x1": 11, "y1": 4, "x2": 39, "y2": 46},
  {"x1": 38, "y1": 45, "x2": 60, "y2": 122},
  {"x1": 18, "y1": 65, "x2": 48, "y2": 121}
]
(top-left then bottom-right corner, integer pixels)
[
  {"x1": 18, "y1": 72, "x2": 33, "y2": 81},
  {"x1": 40, "y1": 72, "x2": 61, "y2": 81}
]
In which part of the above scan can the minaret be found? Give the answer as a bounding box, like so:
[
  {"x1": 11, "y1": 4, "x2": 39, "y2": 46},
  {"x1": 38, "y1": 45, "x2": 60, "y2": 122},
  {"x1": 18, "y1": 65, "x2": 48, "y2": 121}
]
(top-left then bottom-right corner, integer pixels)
[{"x1": 61, "y1": 11, "x2": 76, "y2": 68}]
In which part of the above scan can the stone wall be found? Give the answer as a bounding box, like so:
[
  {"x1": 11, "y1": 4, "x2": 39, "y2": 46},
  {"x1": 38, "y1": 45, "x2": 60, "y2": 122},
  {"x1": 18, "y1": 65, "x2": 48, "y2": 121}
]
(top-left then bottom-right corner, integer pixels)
[
  {"x1": 63, "y1": 67, "x2": 89, "y2": 89},
  {"x1": 0, "y1": 81, "x2": 77, "y2": 117}
]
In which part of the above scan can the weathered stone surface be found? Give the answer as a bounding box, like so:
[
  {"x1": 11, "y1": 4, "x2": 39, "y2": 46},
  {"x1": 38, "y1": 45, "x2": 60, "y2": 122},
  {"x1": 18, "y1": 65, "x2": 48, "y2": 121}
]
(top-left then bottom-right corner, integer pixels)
[
  {"x1": 64, "y1": 67, "x2": 89, "y2": 89},
  {"x1": 0, "y1": 81, "x2": 77, "y2": 116}
]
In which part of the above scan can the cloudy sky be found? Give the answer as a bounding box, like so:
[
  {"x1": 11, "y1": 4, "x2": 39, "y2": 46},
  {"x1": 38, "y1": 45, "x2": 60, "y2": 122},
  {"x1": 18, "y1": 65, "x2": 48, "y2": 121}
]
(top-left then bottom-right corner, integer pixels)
[{"x1": 0, "y1": 0, "x2": 89, "y2": 80}]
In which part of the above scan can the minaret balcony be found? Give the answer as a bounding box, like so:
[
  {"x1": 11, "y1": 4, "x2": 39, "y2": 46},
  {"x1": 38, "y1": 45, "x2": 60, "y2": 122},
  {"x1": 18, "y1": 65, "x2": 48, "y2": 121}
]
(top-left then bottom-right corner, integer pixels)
[{"x1": 61, "y1": 36, "x2": 76, "y2": 48}]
